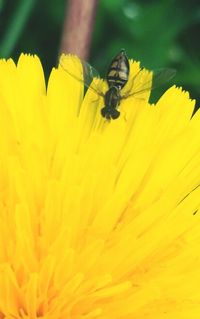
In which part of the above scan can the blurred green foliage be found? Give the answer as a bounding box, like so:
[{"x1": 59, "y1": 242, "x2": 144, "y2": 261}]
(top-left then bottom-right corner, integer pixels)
[{"x1": 0, "y1": 0, "x2": 200, "y2": 105}]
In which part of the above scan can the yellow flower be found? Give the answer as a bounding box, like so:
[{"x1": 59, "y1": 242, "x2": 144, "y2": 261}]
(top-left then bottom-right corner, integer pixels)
[{"x1": 0, "y1": 53, "x2": 200, "y2": 319}]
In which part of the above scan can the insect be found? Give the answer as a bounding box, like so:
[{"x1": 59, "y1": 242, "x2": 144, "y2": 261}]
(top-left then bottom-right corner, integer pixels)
[{"x1": 59, "y1": 50, "x2": 176, "y2": 120}]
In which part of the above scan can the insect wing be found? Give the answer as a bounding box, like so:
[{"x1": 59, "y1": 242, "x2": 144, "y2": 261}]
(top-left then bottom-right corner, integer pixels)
[
  {"x1": 151, "y1": 68, "x2": 176, "y2": 91},
  {"x1": 59, "y1": 54, "x2": 104, "y2": 97},
  {"x1": 122, "y1": 68, "x2": 176, "y2": 98}
]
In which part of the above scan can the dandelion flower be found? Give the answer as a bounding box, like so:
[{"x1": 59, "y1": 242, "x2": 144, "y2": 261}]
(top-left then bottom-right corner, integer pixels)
[{"x1": 0, "y1": 53, "x2": 200, "y2": 319}]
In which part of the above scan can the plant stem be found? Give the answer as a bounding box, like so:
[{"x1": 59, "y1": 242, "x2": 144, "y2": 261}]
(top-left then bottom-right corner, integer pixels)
[
  {"x1": 60, "y1": 0, "x2": 99, "y2": 60},
  {"x1": 0, "y1": 0, "x2": 35, "y2": 57}
]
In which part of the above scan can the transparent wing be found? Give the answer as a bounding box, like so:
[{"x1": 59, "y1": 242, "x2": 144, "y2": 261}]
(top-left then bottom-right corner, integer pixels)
[
  {"x1": 122, "y1": 68, "x2": 176, "y2": 99},
  {"x1": 59, "y1": 55, "x2": 104, "y2": 97},
  {"x1": 151, "y1": 68, "x2": 176, "y2": 90}
]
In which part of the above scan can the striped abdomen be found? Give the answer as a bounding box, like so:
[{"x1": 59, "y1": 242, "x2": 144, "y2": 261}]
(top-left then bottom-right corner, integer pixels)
[{"x1": 106, "y1": 49, "x2": 130, "y2": 89}]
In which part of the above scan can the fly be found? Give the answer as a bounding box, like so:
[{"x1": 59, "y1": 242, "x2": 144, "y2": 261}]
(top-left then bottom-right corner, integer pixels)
[
  {"x1": 101, "y1": 49, "x2": 129, "y2": 119},
  {"x1": 59, "y1": 50, "x2": 176, "y2": 120}
]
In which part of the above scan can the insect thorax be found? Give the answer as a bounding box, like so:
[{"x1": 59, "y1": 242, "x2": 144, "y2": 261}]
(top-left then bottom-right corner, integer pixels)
[{"x1": 105, "y1": 86, "x2": 120, "y2": 108}]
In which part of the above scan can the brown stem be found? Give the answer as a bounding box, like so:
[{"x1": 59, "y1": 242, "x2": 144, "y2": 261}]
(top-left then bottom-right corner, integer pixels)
[{"x1": 60, "y1": 0, "x2": 99, "y2": 60}]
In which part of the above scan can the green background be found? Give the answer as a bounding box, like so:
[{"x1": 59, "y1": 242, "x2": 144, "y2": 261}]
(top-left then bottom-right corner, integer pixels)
[{"x1": 0, "y1": 0, "x2": 200, "y2": 107}]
